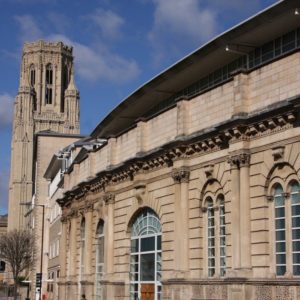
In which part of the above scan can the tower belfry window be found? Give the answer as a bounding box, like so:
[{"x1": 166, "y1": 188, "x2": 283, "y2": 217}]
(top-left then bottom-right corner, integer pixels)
[
  {"x1": 29, "y1": 65, "x2": 35, "y2": 87},
  {"x1": 45, "y1": 64, "x2": 53, "y2": 104}
]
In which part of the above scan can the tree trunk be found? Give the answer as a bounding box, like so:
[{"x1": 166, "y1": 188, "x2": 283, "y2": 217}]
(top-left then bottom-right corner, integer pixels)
[{"x1": 13, "y1": 277, "x2": 18, "y2": 300}]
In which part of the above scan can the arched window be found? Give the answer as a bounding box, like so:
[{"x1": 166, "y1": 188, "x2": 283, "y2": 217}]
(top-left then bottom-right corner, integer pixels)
[
  {"x1": 80, "y1": 218, "x2": 85, "y2": 277},
  {"x1": 290, "y1": 182, "x2": 300, "y2": 275},
  {"x1": 130, "y1": 208, "x2": 161, "y2": 300},
  {"x1": 273, "y1": 184, "x2": 286, "y2": 276},
  {"x1": 45, "y1": 64, "x2": 53, "y2": 104},
  {"x1": 95, "y1": 220, "x2": 104, "y2": 300},
  {"x1": 271, "y1": 180, "x2": 300, "y2": 276},
  {"x1": 204, "y1": 193, "x2": 226, "y2": 278},
  {"x1": 29, "y1": 64, "x2": 35, "y2": 87},
  {"x1": 219, "y1": 195, "x2": 226, "y2": 276},
  {"x1": 207, "y1": 198, "x2": 215, "y2": 277}
]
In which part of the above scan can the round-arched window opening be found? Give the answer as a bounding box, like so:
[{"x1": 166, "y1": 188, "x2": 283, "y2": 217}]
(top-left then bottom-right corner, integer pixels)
[{"x1": 130, "y1": 208, "x2": 162, "y2": 300}]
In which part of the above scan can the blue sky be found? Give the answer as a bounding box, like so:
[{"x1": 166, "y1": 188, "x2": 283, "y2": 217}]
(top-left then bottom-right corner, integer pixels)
[{"x1": 0, "y1": 0, "x2": 278, "y2": 214}]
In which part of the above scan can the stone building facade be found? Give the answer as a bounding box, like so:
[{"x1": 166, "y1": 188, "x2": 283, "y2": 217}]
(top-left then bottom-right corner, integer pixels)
[{"x1": 53, "y1": 1, "x2": 300, "y2": 299}]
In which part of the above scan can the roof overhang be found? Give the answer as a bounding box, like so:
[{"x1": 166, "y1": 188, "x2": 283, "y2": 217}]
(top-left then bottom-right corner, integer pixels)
[{"x1": 91, "y1": 0, "x2": 300, "y2": 138}]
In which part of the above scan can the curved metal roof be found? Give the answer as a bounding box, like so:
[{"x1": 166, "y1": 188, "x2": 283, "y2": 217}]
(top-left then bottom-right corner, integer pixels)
[{"x1": 91, "y1": 0, "x2": 299, "y2": 138}]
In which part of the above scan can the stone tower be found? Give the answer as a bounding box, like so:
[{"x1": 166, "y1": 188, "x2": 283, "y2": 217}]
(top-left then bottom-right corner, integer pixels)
[{"x1": 8, "y1": 41, "x2": 80, "y2": 230}]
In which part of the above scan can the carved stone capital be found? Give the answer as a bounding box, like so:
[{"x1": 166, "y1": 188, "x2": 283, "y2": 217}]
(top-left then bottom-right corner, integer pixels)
[
  {"x1": 239, "y1": 153, "x2": 250, "y2": 167},
  {"x1": 84, "y1": 203, "x2": 94, "y2": 213},
  {"x1": 103, "y1": 193, "x2": 115, "y2": 205},
  {"x1": 171, "y1": 167, "x2": 190, "y2": 183},
  {"x1": 228, "y1": 152, "x2": 250, "y2": 168},
  {"x1": 61, "y1": 215, "x2": 68, "y2": 223},
  {"x1": 69, "y1": 208, "x2": 78, "y2": 219}
]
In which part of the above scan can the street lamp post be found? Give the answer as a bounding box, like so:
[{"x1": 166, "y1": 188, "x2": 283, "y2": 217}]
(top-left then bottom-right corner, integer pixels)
[{"x1": 21, "y1": 202, "x2": 45, "y2": 300}]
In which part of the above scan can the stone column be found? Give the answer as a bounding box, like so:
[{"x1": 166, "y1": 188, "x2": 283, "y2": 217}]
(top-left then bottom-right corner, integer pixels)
[
  {"x1": 239, "y1": 153, "x2": 251, "y2": 271},
  {"x1": 227, "y1": 156, "x2": 241, "y2": 270},
  {"x1": 172, "y1": 167, "x2": 190, "y2": 276}
]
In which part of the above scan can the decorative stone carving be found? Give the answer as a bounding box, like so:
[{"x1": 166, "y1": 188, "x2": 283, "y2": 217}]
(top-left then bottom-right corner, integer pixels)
[
  {"x1": 68, "y1": 208, "x2": 78, "y2": 219},
  {"x1": 134, "y1": 183, "x2": 146, "y2": 203},
  {"x1": 171, "y1": 167, "x2": 190, "y2": 183},
  {"x1": 84, "y1": 203, "x2": 93, "y2": 213},
  {"x1": 228, "y1": 152, "x2": 250, "y2": 168},
  {"x1": 103, "y1": 193, "x2": 115, "y2": 205},
  {"x1": 204, "y1": 164, "x2": 214, "y2": 178},
  {"x1": 272, "y1": 146, "x2": 285, "y2": 162}
]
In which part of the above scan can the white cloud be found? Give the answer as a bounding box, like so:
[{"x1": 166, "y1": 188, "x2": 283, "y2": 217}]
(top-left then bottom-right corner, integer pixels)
[
  {"x1": 49, "y1": 34, "x2": 140, "y2": 84},
  {"x1": 86, "y1": 8, "x2": 124, "y2": 40},
  {"x1": 14, "y1": 15, "x2": 43, "y2": 43},
  {"x1": 0, "y1": 93, "x2": 14, "y2": 130},
  {"x1": 148, "y1": 0, "x2": 219, "y2": 64}
]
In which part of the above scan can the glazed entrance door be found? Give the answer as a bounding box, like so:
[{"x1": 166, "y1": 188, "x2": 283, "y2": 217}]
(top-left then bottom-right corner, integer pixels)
[{"x1": 141, "y1": 284, "x2": 155, "y2": 300}]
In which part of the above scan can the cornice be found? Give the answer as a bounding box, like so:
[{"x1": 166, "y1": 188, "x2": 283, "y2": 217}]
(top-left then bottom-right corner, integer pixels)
[{"x1": 58, "y1": 97, "x2": 300, "y2": 208}]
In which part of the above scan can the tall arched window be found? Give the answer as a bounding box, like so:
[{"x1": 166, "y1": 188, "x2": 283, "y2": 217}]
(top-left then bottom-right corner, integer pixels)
[
  {"x1": 130, "y1": 208, "x2": 162, "y2": 300},
  {"x1": 219, "y1": 195, "x2": 226, "y2": 276},
  {"x1": 273, "y1": 184, "x2": 286, "y2": 276},
  {"x1": 271, "y1": 180, "x2": 300, "y2": 276},
  {"x1": 80, "y1": 218, "x2": 85, "y2": 278},
  {"x1": 204, "y1": 193, "x2": 226, "y2": 278},
  {"x1": 29, "y1": 64, "x2": 35, "y2": 87},
  {"x1": 207, "y1": 198, "x2": 215, "y2": 277},
  {"x1": 95, "y1": 220, "x2": 104, "y2": 300},
  {"x1": 290, "y1": 182, "x2": 300, "y2": 275},
  {"x1": 45, "y1": 64, "x2": 53, "y2": 104}
]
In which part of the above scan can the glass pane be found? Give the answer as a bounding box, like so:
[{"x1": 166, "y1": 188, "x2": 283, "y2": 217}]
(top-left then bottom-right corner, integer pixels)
[
  {"x1": 275, "y1": 196, "x2": 284, "y2": 207},
  {"x1": 276, "y1": 231, "x2": 285, "y2": 241},
  {"x1": 141, "y1": 253, "x2": 155, "y2": 281},
  {"x1": 275, "y1": 219, "x2": 285, "y2": 229},
  {"x1": 208, "y1": 238, "x2": 215, "y2": 247},
  {"x1": 131, "y1": 239, "x2": 139, "y2": 253},
  {"x1": 131, "y1": 255, "x2": 138, "y2": 264},
  {"x1": 141, "y1": 236, "x2": 155, "y2": 252},
  {"x1": 293, "y1": 253, "x2": 300, "y2": 264},
  {"x1": 293, "y1": 265, "x2": 300, "y2": 276},
  {"x1": 276, "y1": 265, "x2": 286, "y2": 276},
  {"x1": 292, "y1": 217, "x2": 300, "y2": 228},
  {"x1": 292, "y1": 194, "x2": 300, "y2": 205},
  {"x1": 292, "y1": 206, "x2": 300, "y2": 216},
  {"x1": 275, "y1": 207, "x2": 285, "y2": 218},
  {"x1": 276, "y1": 254, "x2": 286, "y2": 264},
  {"x1": 157, "y1": 235, "x2": 161, "y2": 250},
  {"x1": 292, "y1": 229, "x2": 300, "y2": 240},
  {"x1": 276, "y1": 242, "x2": 286, "y2": 253},
  {"x1": 208, "y1": 248, "x2": 215, "y2": 256},
  {"x1": 293, "y1": 241, "x2": 300, "y2": 252},
  {"x1": 208, "y1": 258, "x2": 215, "y2": 267}
]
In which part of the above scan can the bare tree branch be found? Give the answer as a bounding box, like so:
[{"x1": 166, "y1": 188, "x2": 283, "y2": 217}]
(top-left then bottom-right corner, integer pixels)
[{"x1": 0, "y1": 229, "x2": 36, "y2": 299}]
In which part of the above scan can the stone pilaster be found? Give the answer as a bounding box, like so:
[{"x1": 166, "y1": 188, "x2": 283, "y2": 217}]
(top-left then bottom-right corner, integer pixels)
[
  {"x1": 239, "y1": 153, "x2": 251, "y2": 271},
  {"x1": 84, "y1": 204, "x2": 94, "y2": 277},
  {"x1": 69, "y1": 210, "x2": 78, "y2": 277},
  {"x1": 227, "y1": 155, "x2": 241, "y2": 271},
  {"x1": 171, "y1": 167, "x2": 190, "y2": 277},
  {"x1": 227, "y1": 152, "x2": 251, "y2": 275},
  {"x1": 103, "y1": 193, "x2": 115, "y2": 274}
]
